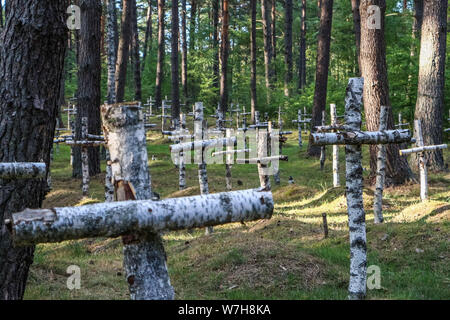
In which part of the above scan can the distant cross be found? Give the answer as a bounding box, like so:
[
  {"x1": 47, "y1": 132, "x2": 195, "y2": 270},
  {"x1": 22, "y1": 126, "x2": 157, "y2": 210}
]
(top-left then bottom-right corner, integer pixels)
[
  {"x1": 399, "y1": 119, "x2": 447, "y2": 202},
  {"x1": 311, "y1": 78, "x2": 413, "y2": 300}
]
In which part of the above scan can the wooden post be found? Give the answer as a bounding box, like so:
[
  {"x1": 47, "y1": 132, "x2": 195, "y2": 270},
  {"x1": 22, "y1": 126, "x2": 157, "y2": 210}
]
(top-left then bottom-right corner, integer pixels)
[
  {"x1": 81, "y1": 117, "x2": 90, "y2": 197},
  {"x1": 374, "y1": 106, "x2": 388, "y2": 223},
  {"x1": 102, "y1": 103, "x2": 173, "y2": 300},
  {"x1": 225, "y1": 129, "x2": 233, "y2": 191},
  {"x1": 179, "y1": 113, "x2": 187, "y2": 190},
  {"x1": 257, "y1": 123, "x2": 270, "y2": 190},
  {"x1": 330, "y1": 104, "x2": 340, "y2": 187},
  {"x1": 320, "y1": 110, "x2": 326, "y2": 171},
  {"x1": 322, "y1": 213, "x2": 329, "y2": 239},
  {"x1": 297, "y1": 109, "x2": 303, "y2": 148}
]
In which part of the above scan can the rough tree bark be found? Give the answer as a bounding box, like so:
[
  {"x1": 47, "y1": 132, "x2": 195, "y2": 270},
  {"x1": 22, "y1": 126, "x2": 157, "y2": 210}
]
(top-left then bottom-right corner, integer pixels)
[
  {"x1": 0, "y1": 0, "x2": 67, "y2": 300},
  {"x1": 250, "y1": 0, "x2": 257, "y2": 122},
  {"x1": 413, "y1": 0, "x2": 447, "y2": 171},
  {"x1": 360, "y1": 0, "x2": 413, "y2": 185},
  {"x1": 261, "y1": 0, "x2": 274, "y2": 103},
  {"x1": 219, "y1": 0, "x2": 230, "y2": 114},
  {"x1": 73, "y1": 0, "x2": 102, "y2": 178},
  {"x1": 116, "y1": 0, "x2": 133, "y2": 103},
  {"x1": 189, "y1": 0, "x2": 197, "y2": 52},
  {"x1": 212, "y1": 0, "x2": 219, "y2": 90},
  {"x1": 284, "y1": 0, "x2": 293, "y2": 97},
  {"x1": 271, "y1": 0, "x2": 276, "y2": 64},
  {"x1": 155, "y1": 0, "x2": 165, "y2": 109},
  {"x1": 171, "y1": 0, "x2": 180, "y2": 121},
  {"x1": 308, "y1": 0, "x2": 333, "y2": 157}
]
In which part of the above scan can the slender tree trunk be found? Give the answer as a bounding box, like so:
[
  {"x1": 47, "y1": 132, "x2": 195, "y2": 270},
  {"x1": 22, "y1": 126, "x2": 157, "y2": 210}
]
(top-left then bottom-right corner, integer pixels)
[
  {"x1": 131, "y1": 0, "x2": 142, "y2": 101},
  {"x1": 212, "y1": 0, "x2": 220, "y2": 90},
  {"x1": 271, "y1": 0, "x2": 276, "y2": 64},
  {"x1": 219, "y1": 0, "x2": 230, "y2": 114},
  {"x1": 284, "y1": 0, "x2": 293, "y2": 97},
  {"x1": 360, "y1": 0, "x2": 413, "y2": 185},
  {"x1": 407, "y1": 0, "x2": 423, "y2": 104},
  {"x1": 155, "y1": 0, "x2": 165, "y2": 109},
  {"x1": 261, "y1": 0, "x2": 274, "y2": 104},
  {"x1": 250, "y1": 0, "x2": 257, "y2": 122},
  {"x1": 115, "y1": 0, "x2": 132, "y2": 103},
  {"x1": 181, "y1": 0, "x2": 188, "y2": 100},
  {"x1": 141, "y1": 0, "x2": 153, "y2": 73},
  {"x1": 171, "y1": 0, "x2": 180, "y2": 122},
  {"x1": 189, "y1": 0, "x2": 197, "y2": 52},
  {"x1": 308, "y1": 0, "x2": 333, "y2": 157},
  {"x1": 350, "y1": 0, "x2": 361, "y2": 75},
  {"x1": 0, "y1": 0, "x2": 67, "y2": 300},
  {"x1": 298, "y1": 0, "x2": 307, "y2": 91},
  {"x1": 73, "y1": 0, "x2": 102, "y2": 178},
  {"x1": 413, "y1": 0, "x2": 447, "y2": 171},
  {"x1": 107, "y1": 0, "x2": 118, "y2": 104}
]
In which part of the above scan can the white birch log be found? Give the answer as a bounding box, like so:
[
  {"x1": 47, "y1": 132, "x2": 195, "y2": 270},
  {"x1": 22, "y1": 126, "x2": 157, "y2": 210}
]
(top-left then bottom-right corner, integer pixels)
[
  {"x1": 311, "y1": 129, "x2": 412, "y2": 146},
  {"x1": 257, "y1": 128, "x2": 270, "y2": 190},
  {"x1": 101, "y1": 103, "x2": 173, "y2": 300},
  {"x1": 399, "y1": 144, "x2": 447, "y2": 155},
  {"x1": 373, "y1": 106, "x2": 388, "y2": 224},
  {"x1": 0, "y1": 163, "x2": 46, "y2": 179},
  {"x1": 170, "y1": 137, "x2": 237, "y2": 154},
  {"x1": 105, "y1": 149, "x2": 114, "y2": 202},
  {"x1": 331, "y1": 104, "x2": 340, "y2": 187}
]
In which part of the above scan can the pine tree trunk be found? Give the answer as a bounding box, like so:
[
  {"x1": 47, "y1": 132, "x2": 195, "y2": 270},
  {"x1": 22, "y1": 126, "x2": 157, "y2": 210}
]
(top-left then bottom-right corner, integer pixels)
[
  {"x1": 181, "y1": 0, "x2": 188, "y2": 100},
  {"x1": 350, "y1": 0, "x2": 361, "y2": 75},
  {"x1": 413, "y1": 0, "x2": 447, "y2": 171},
  {"x1": 0, "y1": 0, "x2": 67, "y2": 299},
  {"x1": 212, "y1": 0, "x2": 220, "y2": 90},
  {"x1": 155, "y1": 0, "x2": 165, "y2": 109},
  {"x1": 298, "y1": 0, "x2": 307, "y2": 91},
  {"x1": 107, "y1": 0, "x2": 118, "y2": 104},
  {"x1": 171, "y1": 0, "x2": 180, "y2": 121},
  {"x1": 141, "y1": 0, "x2": 153, "y2": 73},
  {"x1": 284, "y1": 0, "x2": 293, "y2": 97},
  {"x1": 261, "y1": 0, "x2": 274, "y2": 104},
  {"x1": 131, "y1": 0, "x2": 142, "y2": 101},
  {"x1": 219, "y1": 0, "x2": 230, "y2": 114},
  {"x1": 73, "y1": 0, "x2": 102, "y2": 178},
  {"x1": 271, "y1": 0, "x2": 276, "y2": 65},
  {"x1": 250, "y1": 0, "x2": 257, "y2": 122},
  {"x1": 115, "y1": 0, "x2": 133, "y2": 103},
  {"x1": 308, "y1": 0, "x2": 333, "y2": 157},
  {"x1": 189, "y1": 0, "x2": 197, "y2": 52},
  {"x1": 360, "y1": 0, "x2": 413, "y2": 185}
]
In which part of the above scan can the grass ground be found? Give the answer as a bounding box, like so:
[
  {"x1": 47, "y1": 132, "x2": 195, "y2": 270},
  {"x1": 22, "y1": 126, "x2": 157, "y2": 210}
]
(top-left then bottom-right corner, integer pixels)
[{"x1": 23, "y1": 127, "x2": 450, "y2": 300}]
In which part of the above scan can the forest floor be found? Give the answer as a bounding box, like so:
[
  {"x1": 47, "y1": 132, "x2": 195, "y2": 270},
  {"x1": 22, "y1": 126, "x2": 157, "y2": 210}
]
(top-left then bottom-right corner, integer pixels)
[{"x1": 23, "y1": 127, "x2": 450, "y2": 300}]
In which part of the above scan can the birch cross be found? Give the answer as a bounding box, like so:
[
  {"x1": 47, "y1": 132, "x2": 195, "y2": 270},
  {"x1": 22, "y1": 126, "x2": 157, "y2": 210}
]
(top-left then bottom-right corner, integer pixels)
[
  {"x1": 373, "y1": 106, "x2": 388, "y2": 224},
  {"x1": 5, "y1": 104, "x2": 274, "y2": 301},
  {"x1": 399, "y1": 120, "x2": 447, "y2": 202},
  {"x1": 311, "y1": 78, "x2": 413, "y2": 300},
  {"x1": 292, "y1": 109, "x2": 307, "y2": 148},
  {"x1": 0, "y1": 163, "x2": 46, "y2": 180}
]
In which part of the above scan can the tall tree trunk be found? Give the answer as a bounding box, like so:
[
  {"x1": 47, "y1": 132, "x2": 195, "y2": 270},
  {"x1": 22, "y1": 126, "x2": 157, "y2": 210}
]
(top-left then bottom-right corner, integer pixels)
[
  {"x1": 107, "y1": 0, "x2": 118, "y2": 104},
  {"x1": 407, "y1": 0, "x2": 423, "y2": 104},
  {"x1": 73, "y1": 0, "x2": 102, "y2": 178},
  {"x1": 307, "y1": 0, "x2": 333, "y2": 157},
  {"x1": 189, "y1": 0, "x2": 197, "y2": 52},
  {"x1": 360, "y1": 0, "x2": 413, "y2": 185},
  {"x1": 271, "y1": 0, "x2": 276, "y2": 63},
  {"x1": 219, "y1": 0, "x2": 230, "y2": 114},
  {"x1": 171, "y1": 0, "x2": 180, "y2": 122},
  {"x1": 155, "y1": 0, "x2": 165, "y2": 109},
  {"x1": 413, "y1": 0, "x2": 447, "y2": 171},
  {"x1": 250, "y1": 0, "x2": 257, "y2": 122},
  {"x1": 115, "y1": 0, "x2": 133, "y2": 103},
  {"x1": 181, "y1": 0, "x2": 188, "y2": 100},
  {"x1": 351, "y1": 0, "x2": 361, "y2": 75},
  {"x1": 212, "y1": 0, "x2": 220, "y2": 90},
  {"x1": 0, "y1": 0, "x2": 67, "y2": 300},
  {"x1": 298, "y1": 0, "x2": 307, "y2": 91},
  {"x1": 284, "y1": 0, "x2": 293, "y2": 97},
  {"x1": 261, "y1": 0, "x2": 274, "y2": 104},
  {"x1": 131, "y1": 0, "x2": 142, "y2": 101},
  {"x1": 142, "y1": 0, "x2": 153, "y2": 73}
]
